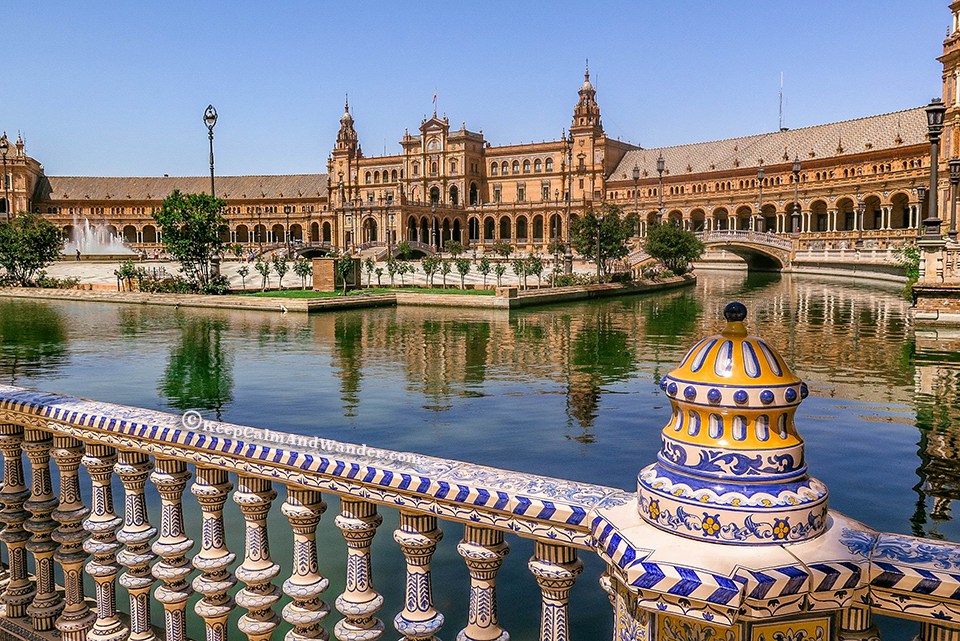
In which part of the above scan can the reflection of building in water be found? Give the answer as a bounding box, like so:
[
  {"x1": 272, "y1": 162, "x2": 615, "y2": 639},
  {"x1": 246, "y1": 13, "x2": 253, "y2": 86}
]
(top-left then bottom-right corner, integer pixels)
[{"x1": 912, "y1": 330, "x2": 960, "y2": 537}]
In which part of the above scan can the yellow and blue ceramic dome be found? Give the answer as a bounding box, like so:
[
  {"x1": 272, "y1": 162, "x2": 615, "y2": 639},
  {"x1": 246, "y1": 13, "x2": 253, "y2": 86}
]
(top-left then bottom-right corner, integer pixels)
[{"x1": 637, "y1": 302, "x2": 829, "y2": 545}]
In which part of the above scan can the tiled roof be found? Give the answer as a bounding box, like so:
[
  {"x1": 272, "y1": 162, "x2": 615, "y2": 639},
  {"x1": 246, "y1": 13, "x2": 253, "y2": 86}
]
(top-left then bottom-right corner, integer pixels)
[
  {"x1": 34, "y1": 174, "x2": 328, "y2": 202},
  {"x1": 610, "y1": 107, "x2": 926, "y2": 181}
]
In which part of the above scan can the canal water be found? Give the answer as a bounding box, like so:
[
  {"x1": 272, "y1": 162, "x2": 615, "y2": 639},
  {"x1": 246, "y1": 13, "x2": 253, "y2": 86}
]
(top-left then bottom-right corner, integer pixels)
[{"x1": 0, "y1": 270, "x2": 955, "y2": 639}]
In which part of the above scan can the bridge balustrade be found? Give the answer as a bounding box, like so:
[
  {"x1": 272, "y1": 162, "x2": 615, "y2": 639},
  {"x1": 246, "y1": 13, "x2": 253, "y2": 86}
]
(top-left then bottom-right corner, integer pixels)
[{"x1": 0, "y1": 383, "x2": 956, "y2": 640}]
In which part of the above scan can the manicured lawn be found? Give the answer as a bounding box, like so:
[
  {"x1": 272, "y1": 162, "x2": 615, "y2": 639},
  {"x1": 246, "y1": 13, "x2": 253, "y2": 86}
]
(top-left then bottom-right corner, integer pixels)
[{"x1": 241, "y1": 287, "x2": 494, "y2": 298}]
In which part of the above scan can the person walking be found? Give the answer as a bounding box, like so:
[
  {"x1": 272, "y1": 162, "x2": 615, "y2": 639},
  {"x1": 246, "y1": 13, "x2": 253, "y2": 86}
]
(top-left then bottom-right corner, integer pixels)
[{"x1": 75, "y1": 248, "x2": 81, "y2": 261}]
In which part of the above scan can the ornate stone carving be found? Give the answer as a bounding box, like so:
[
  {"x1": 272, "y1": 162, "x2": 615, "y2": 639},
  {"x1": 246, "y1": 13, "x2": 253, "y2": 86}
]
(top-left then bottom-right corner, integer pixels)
[
  {"x1": 115, "y1": 450, "x2": 158, "y2": 641},
  {"x1": 82, "y1": 444, "x2": 127, "y2": 641},
  {"x1": 233, "y1": 475, "x2": 282, "y2": 641},
  {"x1": 150, "y1": 458, "x2": 194, "y2": 641},
  {"x1": 51, "y1": 435, "x2": 95, "y2": 641},
  {"x1": 528, "y1": 542, "x2": 582, "y2": 641},
  {"x1": 281, "y1": 487, "x2": 330, "y2": 641},
  {"x1": 191, "y1": 467, "x2": 237, "y2": 641},
  {"x1": 23, "y1": 428, "x2": 63, "y2": 630},
  {"x1": 0, "y1": 424, "x2": 34, "y2": 619},
  {"x1": 335, "y1": 498, "x2": 384, "y2": 641},
  {"x1": 457, "y1": 525, "x2": 509, "y2": 641},
  {"x1": 393, "y1": 512, "x2": 444, "y2": 641}
]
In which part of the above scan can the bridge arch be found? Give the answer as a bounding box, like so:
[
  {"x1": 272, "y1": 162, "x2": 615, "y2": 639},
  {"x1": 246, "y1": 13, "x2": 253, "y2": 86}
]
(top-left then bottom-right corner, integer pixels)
[{"x1": 699, "y1": 230, "x2": 793, "y2": 272}]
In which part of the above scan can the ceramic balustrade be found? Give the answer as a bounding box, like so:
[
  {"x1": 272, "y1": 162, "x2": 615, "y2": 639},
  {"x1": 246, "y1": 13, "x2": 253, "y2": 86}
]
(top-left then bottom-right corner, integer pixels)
[{"x1": 0, "y1": 386, "x2": 956, "y2": 640}]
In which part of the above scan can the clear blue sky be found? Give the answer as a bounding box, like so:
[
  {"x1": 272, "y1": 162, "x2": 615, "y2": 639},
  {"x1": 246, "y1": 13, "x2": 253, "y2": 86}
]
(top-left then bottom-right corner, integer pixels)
[{"x1": 2, "y1": 1, "x2": 948, "y2": 177}]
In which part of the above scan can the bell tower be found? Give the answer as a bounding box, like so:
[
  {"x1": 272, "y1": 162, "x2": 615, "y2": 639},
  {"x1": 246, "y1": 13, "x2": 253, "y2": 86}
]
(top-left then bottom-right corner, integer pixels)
[
  {"x1": 569, "y1": 63, "x2": 606, "y2": 203},
  {"x1": 328, "y1": 96, "x2": 360, "y2": 208},
  {"x1": 570, "y1": 63, "x2": 603, "y2": 138},
  {"x1": 940, "y1": 2, "x2": 960, "y2": 158}
]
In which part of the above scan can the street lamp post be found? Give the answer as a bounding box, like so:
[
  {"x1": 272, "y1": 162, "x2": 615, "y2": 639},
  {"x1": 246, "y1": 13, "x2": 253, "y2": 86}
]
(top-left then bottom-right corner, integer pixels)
[
  {"x1": 0, "y1": 133, "x2": 9, "y2": 222},
  {"x1": 596, "y1": 210, "x2": 604, "y2": 283},
  {"x1": 856, "y1": 197, "x2": 865, "y2": 246},
  {"x1": 563, "y1": 131, "x2": 574, "y2": 275},
  {"x1": 950, "y1": 159, "x2": 960, "y2": 243},
  {"x1": 284, "y1": 205, "x2": 291, "y2": 257},
  {"x1": 656, "y1": 153, "x2": 665, "y2": 223},
  {"x1": 792, "y1": 157, "x2": 802, "y2": 235},
  {"x1": 256, "y1": 207, "x2": 263, "y2": 254},
  {"x1": 922, "y1": 98, "x2": 947, "y2": 239},
  {"x1": 203, "y1": 105, "x2": 218, "y2": 198},
  {"x1": 756, "y1": 162, "x2": 765, "y2": 232},
  {"x1": 632, "y1": 164, "x2": 640, "y2": 237}
]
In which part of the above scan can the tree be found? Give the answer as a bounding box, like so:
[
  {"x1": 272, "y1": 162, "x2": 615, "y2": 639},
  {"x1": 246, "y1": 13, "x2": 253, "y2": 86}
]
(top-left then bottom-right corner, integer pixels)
[
  {"x1": 364, "y1": 256, "x2": 375, "y2": 287},
  {"x1": 272, "y1": 255, "x2": 289, "y2": 289},
  {"x1": 491, "y1": 241, "x2": 513, "y2": 259},
  {"x1": 643, "y1": 222, "x2": 705, "y2": 275},
  {"x1": 455, "y1": 257, "x2": 471, "y2": 289},
  {"x1": 152, "y1": 190, "x2": 228, "y2": 288},
  {"x1": 421, "y1": 254, "x2": 440, "y2": 286},
  {"x1": 386, "y1": 257, "x2": 398, "y2": 286},
  {"x1": 0, "y1": 213, "x2": 64, "y2": 286},
  {"x1": 335, "y1": 254, "x2": 354, "y2": 295},
  {"x1": 254, "y1": 259, "x2": 271, "y2": 291},
  {"x1": 374, "y1": 267, "x2": 383, "y2": 286},
  {"x1": 494, "y1": 262, "x2": 506, "y2": 287},
  {"x1": 237, "y1": 265, "x2": 250, "y2": 290},
  {"x1": 569, "y1": 204, "x2": 638, "y2": 279},
  {"x1": 230, "y1": 244, "x2": 244, "y2": 260},
  {"x1": 440, "y1": 259, "x2": 452, "y2": 287},
  {"x1": 293, "y1": 257, "x2": 312, "y2": 290},
  {"x1": 396, "y1": 240, "x2": 413, "y2": 260},
  {"x1": 444, "y1": 240, "x2": 464, "y2": 256},
  {"x1": 478, "y1": 255, "x2": 491, "y2": 288},
  {"x1": 525, "y1": 255, "x2": 544, "y2": 288},
  {"x1": 511, "y1": 258, "x2": 526, "y2": 290}
]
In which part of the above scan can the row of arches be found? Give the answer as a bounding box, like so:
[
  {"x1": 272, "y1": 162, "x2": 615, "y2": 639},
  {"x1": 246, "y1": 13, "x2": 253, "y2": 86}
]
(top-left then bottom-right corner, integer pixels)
[
  {"x1": 365, "y1": 169, "x2": 400, "y2": 184},
  {"x1": 489, "y1": 157, "x2": 555, "y2": 176}
]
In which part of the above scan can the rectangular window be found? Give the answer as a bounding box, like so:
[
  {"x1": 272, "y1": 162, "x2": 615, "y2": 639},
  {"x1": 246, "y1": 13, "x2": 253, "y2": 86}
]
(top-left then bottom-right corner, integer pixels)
[
  {"x1": 541, "y1": 185, "x2": 550, "y2": 201},
  {"x1": 493, "y1": 184, "x2": 502, "y2": 203},
  {"x1": 517, "y1": 184, "x2": 526, "y2": 203},
  {"x1": 367, "y1": 191, "x2": 375, "y2": 203}
]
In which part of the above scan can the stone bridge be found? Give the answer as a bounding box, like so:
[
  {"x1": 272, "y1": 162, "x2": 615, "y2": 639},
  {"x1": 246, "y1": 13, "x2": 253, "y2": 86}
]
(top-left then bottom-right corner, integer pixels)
[{"x1": 697, "y1": 229, "x2": 795, "y2": 271}]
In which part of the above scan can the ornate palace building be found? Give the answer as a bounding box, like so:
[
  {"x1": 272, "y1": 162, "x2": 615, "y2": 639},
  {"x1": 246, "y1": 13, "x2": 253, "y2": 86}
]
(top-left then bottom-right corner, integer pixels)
[{"x1": 4, "y1": 3, "x2": 960, "y2": 257}]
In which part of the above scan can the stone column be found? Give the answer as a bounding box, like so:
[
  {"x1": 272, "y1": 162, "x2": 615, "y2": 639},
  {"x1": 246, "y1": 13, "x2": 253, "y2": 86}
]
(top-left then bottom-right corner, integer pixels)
[
  {"x1": 151, "y1": 458, "x2": 194, "y2": 641},
  {"x1": 527, "y1": 542, "x2": 583, "y2": 641},
  {"x1": 829, "y1": 209, "x2": 838, "y2": 232},
  {"x1": 51, "y1": 435, "x2": 95, "y2": 641},
  {"x1": 233, "y1": 475, "x2": 282, "y2": 641},
  {"x1": 457, "y1": 525, "x2": 510, "y2": 641},
  {"x1": 191, "y1": 467, "x2": 237, "y2": 641},
  {"x1": 115, "y1": 450, "x2": 158, "y2": 641},
  {"x1": 0, "y1": 424, "x2": 34, "y2": 618},
  {"x1": 837, "y1": 606, "x2": 879, "y2": 641},
  {"x1": 919, "y1": 621, "x2": 960, "y2": 641},
  {"x1": 393, "y1": 512, "x2": 444, "y2": 641},
  {"x1": 82, "y1": 444, "x2": 127, "y2": 641},
  {"x1": 281, "y1": 487, "x2": 330, "y2": 641},
  {"x1": 23, "y1": 428, "x2": 64, "y2": 630},
  {"x1": 334, "y1": 498, "x2": 384, "y2": 641}
]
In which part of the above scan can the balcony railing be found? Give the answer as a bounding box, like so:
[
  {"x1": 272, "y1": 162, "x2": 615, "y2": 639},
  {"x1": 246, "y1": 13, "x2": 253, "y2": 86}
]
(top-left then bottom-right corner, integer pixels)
[{"x1": 0, "y1": 383, "x2": 957, "y2": 640}]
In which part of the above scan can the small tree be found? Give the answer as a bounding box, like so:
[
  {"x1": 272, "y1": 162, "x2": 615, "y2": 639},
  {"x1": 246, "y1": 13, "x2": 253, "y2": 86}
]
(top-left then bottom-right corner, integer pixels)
[
  {"x1": 335, "y1": 254, "x2": 354, "y2": 295},
  {"x1": 396, "y1": 241, "x2": 413, "y2": 260},
  {"x1": 494, "y1": 262, "x2": 506, "y2": 287},
  {"x1": 0, "y1": 213, "x2": 64, "y2": 286},
  {"x1": 455, "y1": 257, "x2": 471, "y2": 289},
  {"x1": 444, "y1": 240, "x2": 464, "y2": 256},
  {"x1": 386, "y1": 257, "x2": 398, "y2": 286},
  {"x1": 152, "y1": 190, "x2": 228, "y2": 289},
  {"x1": 374, "y1": 267, "x2": 383, "y2": 286},
  {"x1": 230, "y1": 244, "x2": 244, "y2": 260},
  {"x1": 643, "y1": 223, "x2": 705, "y2": 275},
  {"x1": 440, "y1": 259, "x2": 452, "y2": 288},
  {"x1": 570, "y1": 204, "x2": 638, "y2": 279},
  {"x1": 255, "y1": 259, "x2": 271, "y2": 291},
  {"x1": 421, "y1": 254, "x2": 440, "y2": 286},
  {"x1": 364, "y1": 256, "x2": 375, "y2": 287},
  {"x1": 272, "y1": 255, "x2": 289, "y2": 289},
  {"x1": 478, "y1": 255, "x2": 491, "y2": 288},
  {"x1": 511, "y1": 258, "x2": 526, "y2": 290},
  {"x1": 237, "y1": 265, "x2": 250, "y2": 290},
  {"x1": 293, "y1": 257, "x2": 312, "y2": 290},
  {"x1": 491, "y1": 241, "x2": 513, "y2": 259},
  {"x1": 525, "y1": 255, "x2": 544, "y2": 288}
]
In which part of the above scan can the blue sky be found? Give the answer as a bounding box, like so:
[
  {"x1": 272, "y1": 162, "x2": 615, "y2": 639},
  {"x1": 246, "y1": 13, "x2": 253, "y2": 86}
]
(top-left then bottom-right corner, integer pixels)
[{"x1": 2, "y1": 1, "x2": 947, "y2": 177}]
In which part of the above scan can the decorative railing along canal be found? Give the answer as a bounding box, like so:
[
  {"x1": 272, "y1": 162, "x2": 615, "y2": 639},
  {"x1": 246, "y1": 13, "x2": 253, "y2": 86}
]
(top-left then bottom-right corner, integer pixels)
[{"x1": 0, "y1": 304, "x2": 959, "y2": 640}]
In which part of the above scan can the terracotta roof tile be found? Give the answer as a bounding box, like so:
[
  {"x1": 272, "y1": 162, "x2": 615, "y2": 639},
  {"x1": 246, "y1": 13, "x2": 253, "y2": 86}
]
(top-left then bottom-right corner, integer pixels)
[{"x1": 35, "y1": 174, "x2": 328, "y2": 202}]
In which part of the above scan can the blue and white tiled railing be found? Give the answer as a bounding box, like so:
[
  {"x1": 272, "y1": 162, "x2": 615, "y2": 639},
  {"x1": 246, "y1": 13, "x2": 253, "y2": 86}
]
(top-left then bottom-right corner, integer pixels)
[{"x1": 0, "y1": 384, "x2": 959, "y2": 640}]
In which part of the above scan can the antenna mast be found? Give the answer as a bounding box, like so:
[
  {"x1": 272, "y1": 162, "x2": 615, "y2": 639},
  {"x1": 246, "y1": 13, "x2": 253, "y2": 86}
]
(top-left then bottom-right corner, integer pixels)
[{"x1": 779, "y1": 72, "x2": 784, "y2": 131}]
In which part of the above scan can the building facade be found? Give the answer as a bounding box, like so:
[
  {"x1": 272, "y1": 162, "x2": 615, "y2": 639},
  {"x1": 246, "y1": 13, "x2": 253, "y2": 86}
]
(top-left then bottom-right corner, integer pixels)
[{"x1": 4, "y1": 4, "x2": 960, "y2": 257}]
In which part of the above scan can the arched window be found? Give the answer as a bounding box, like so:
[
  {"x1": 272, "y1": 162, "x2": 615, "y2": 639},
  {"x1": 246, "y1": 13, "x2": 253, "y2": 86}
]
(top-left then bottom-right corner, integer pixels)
[
  {"x1": 512, "y1": 160, "x2": 520, "y2": 174},
  {"x1": 501, "y1": 161, "x2": 508, "y2": 175},
  {"x1": 534, "y1": 159, "x2": 542, "y2": 173},
  {"x1": 491, "y1": 162, "x2": 499, "y2": 176},
  {"x1": 545, "y1": 158, "x2": 554, "y2": 172},
  {"x1": 392, "y1": 170, "x2": 398, "y2": 181},
  {"x1": 431, "y1": 161, "x2": 438, "y2": 174},
  {"x1": 374, "y1": 171, "x2": 380, "y2": 183},
  {"x1": 365, "y1": 171, "x2": 372, "y2": 184},
  {"x1": 522, "y1": 159, "x2": 531, "y2": 173}
]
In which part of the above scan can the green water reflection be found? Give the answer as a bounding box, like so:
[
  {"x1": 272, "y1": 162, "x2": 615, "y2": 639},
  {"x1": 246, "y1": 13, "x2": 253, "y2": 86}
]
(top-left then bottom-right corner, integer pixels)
[{"x1": 0, "y1": 271, "x2": 958, "y2": 639}]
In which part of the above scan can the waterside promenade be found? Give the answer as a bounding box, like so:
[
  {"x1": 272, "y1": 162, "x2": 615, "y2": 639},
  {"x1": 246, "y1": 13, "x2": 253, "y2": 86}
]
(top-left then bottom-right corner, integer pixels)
[{"x1": 0, "y1": 304, "x2": 956, "y2": 640}]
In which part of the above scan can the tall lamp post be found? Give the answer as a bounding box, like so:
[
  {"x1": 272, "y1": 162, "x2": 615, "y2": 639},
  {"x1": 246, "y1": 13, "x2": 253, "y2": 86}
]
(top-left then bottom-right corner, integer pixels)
[
  {"x1": 950, "y1": 159, "x2": 960, "y2": 243},
  {"x1": 564, "y1": 132, "x2": 574, "y2": 274},
  {"x1": 856, "y1": 196, "x2": 865, "y2": 246},
  {"x1": 596, "y1": 210, "x2": 605, "y2": 283},
  {"x1": 203, "y1": 105, "x2": 218, "y2": 198},
  {"x1": 284, "y1": 205, "x2": 292, "y2": 256},
  {"x1": 922, "y1": 98, "x2": 946, "y2": 239},
  {"x1": 792, "y1": 156, "x2": 801, "y2": 235},
  {"x1": 256, "y1": 206, "x2": 263, "y2": 253},
  {"x1": 0, "y1": 133, "x2": 9, "y2": 222},
  {"x1": 632, "y1": 164, "x2": 640, "y2": 236},
  {"x1": 756, "y1": 162, "x2": 765, "y2": 232},
  {"x1": 656, "y1": 153, "x2": 665, "y2": 223}
]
